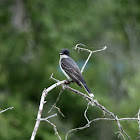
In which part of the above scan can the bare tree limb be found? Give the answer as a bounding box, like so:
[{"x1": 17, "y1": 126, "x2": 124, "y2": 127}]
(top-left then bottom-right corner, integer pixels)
[
  {"x1": 0, "y1": 107, "x2": 14, "y2": 114},
  {"x1": 30, "y1": 80, "x2": 66, "y2": 140}
]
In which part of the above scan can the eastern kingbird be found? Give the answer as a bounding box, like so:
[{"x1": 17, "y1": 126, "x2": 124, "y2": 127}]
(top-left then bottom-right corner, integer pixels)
[{"x1": 59, "y1": 49, "x2": 94, "y2": 98}]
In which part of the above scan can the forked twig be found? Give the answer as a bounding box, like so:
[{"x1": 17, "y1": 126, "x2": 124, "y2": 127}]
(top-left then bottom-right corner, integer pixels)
[
  {"x1": 74, "y1": 43, "x2": 107, "y2": 73},
  {"x1": 40, "y1": 114, "x2": 62, "y2": 140}
]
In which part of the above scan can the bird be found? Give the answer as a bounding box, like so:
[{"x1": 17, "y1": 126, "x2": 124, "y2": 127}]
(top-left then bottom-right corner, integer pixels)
[{"x1": 59, "y1": 48, "x2": 94, "y2": 98}]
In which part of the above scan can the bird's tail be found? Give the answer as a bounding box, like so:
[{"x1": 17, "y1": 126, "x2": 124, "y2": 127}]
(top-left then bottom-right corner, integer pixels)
[{"x1": 82, "y1": 82, "x2": 94, "y2": 98}]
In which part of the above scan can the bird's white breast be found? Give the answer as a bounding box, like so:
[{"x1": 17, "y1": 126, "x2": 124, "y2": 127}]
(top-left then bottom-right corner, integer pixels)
[{"x1": 59, "y1": 55, "x2": 72, "y2": 80}]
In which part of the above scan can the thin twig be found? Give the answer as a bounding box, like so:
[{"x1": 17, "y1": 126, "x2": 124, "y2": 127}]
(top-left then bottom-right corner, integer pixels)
[
  {"x1": 65, "y1": 102, "x2": 91, "y2": 140},
  {"x1": 48, "y1": 89, "x2": 63, "y2": 113},
  {"x1": 52, "y1": 105, "x2": 65, "y2": 117},
  {"x1": 40, "y1": 113, "x2": 57, "y2": 121},
  {"x1": 47, "y1": 119, "x2": 62, "y2": 140},
  {"x1": 0, "y1": 106, "x2": 14, "y2": 113},
  {"x1": 50, "y1": 73, "x2": 60, "y2": 82},
  {"x1": 40, "y1": 114, "x2": 62, "y2": 140},
  {"x1": 127, "y1": 113, "x2": 138, "y2": 124},
  {"x1": 65, "y1": 116, "x2": 138, "y2": 140},
  {"x1": 74, "y1": 43, "x2": 89, "y2": 53},
  {"x1": 84, "y1": 102, "x2": 90, "y2": 124}
]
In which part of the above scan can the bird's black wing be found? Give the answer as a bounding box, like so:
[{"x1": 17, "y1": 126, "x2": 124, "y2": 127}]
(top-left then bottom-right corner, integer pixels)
[{"x1": 61, "y1": 57, "x2": 85, "y2": 87}]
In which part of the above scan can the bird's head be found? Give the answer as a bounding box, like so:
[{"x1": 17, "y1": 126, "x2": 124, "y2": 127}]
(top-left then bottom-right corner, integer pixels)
[{"x1": 59, "y1": 49, "x2": 70, "y2": 56}]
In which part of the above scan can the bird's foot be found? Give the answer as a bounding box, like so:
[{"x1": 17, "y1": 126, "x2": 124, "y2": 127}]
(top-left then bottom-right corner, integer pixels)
[
  {"x1": 64, "y1": 80, "x2": 74, "y2": 85},
  {"x1": 89, "y1": 93, "x2": 94, "y2": 98},
  {"x1": 64, "y1": 80, "x2": 71, "y2": 85}
]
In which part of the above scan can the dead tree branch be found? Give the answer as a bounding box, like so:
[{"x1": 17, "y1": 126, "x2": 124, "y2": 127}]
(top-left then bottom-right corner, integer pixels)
[
  {"x1": 31, "y1": 44, "x2": 139, "y2": 140},
  {"x1": 40, "y1": 113, "x2": 62, "y2": 140},
  {"x1": 74, "y1": 43, "x2": 107, "y2": 73},
  {"x1": 48, "y1": 88, "x2": 63, "y2": 114},
  {"x1": 30, "y1": 80, "x2": 66, "y2": 140}
]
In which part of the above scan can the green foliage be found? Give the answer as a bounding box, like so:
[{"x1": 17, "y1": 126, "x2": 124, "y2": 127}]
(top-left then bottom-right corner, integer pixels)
[{"x1": 0, "y1": 0, "x2": 140, "y2": 139}]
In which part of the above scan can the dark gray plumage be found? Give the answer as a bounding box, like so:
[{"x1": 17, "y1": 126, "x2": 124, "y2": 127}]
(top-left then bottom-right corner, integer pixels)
[{"x1": 59, "y1": 49, "x2": 93, "y2": 97}]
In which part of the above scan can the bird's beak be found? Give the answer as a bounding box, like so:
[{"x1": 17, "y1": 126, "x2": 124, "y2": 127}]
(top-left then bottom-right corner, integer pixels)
[{"x1": 59, "y1": 53, "x2": 63, "y2": 55}]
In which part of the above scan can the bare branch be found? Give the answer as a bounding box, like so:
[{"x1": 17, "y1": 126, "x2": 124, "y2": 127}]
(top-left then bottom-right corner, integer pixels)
[
  {"x1": 84, "y1": 103, "x2": 90, "y2": 124},
  {"x1": 48, "y1": 89, "x2": 63, "y2": 114},
  {"x1": 74, "y1": 43, "x2": 107, "y2": 73},
  {"x1": 47, "y1": 119, "x2": 62, "y2": 140},
  {"x1": 40, "y1": 113, "x2": 57, "y2": 121},
  {"x1": 40, "y1": 114, "x2": 62, "y2": 140},
  {"x1": 50, "y1": 73, "x2": 59, "y2": 82},
  {"x1": 81, "y1": 52, "x2": 93, "y2": 73},
  {"x1": 48, "y1": 105, "x2": 65, "y2": 118},
  {"x1": 31, "y1": 44, "x2": 138, "y2": 140},
  {"x1": 65, "y1": 115, "x2": 138, "y2": 140},
  {"x1": 64, "y1": 85, "x2": 132, "y2": 140},
  {"x1": 0, "y1": 106, "x2": 14, "y2": 113},
  {"x1": 30, "y1": 80, "x2": 66, "y2": 140},
  {"x1": 65, "y1": 102, "x2": 90, "y2": 140},
  {"x1": 138, "y1": 109, "x2": 140, "y2": 137},
  {"x1": 74, "y1": 43, "x2": 90, "y2": 53},
  {"x1": 65, "y1": 124, "x2": 89, "y2": 140},
  {"x1": 52, "y1": 105, "x2": 65, "y2": 117}
]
